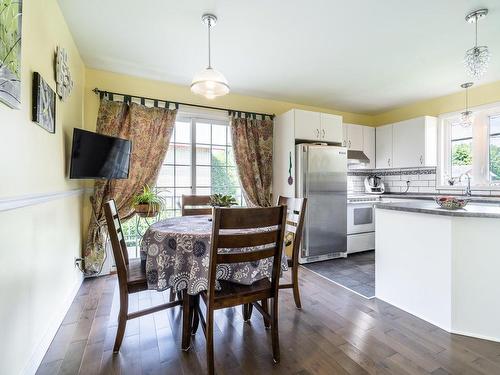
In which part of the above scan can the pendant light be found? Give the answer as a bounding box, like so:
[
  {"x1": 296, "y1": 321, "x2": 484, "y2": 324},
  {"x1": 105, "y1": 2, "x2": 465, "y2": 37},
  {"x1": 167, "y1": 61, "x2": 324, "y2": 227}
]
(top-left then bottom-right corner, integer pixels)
[
  {"x1": 464, "y1": 9, "x2": 490, "y2": 80},
  {"x1": 191, "y1": 14, "x2": 230, "y2": 99},
  {"x1": 459, "y1": 82, "x2": 474, "y2": 128}
]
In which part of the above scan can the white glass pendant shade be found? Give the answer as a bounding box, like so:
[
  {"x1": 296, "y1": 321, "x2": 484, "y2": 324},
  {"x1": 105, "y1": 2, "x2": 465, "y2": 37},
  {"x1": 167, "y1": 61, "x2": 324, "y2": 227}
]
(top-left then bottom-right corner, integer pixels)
[{"x1": 191, "y1": 67, "x2": 230, "y2": 99}]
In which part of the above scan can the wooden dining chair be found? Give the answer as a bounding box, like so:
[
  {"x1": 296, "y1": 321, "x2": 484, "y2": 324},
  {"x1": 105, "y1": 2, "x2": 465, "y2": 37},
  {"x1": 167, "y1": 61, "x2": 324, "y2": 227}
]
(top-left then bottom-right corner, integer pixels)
[
  {"x1": 277, "y1": 196, "x2": 307, "y2": 309},
  {"x1": 195, "y1": 206, "x2": 287, "y2": 375},
  {"x1": 181, "y1": 194, "x2": 212, "y2": 216},
  {"x1": 104, "y1": 200, "x2": 189, "y2": 352}
]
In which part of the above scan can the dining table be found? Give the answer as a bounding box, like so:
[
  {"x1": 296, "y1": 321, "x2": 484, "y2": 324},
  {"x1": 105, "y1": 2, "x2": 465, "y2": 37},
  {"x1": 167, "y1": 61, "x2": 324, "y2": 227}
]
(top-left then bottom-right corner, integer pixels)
[{"x1": 139, "y1": 214, "x2": 288, "y2": 349}]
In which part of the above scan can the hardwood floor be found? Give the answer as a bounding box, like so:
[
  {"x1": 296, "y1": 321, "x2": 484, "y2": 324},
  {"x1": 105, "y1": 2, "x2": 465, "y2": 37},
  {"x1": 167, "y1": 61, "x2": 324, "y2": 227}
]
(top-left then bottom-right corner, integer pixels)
[{"x1": 36, "y1": 267, "x2": 500, "y2": 375}]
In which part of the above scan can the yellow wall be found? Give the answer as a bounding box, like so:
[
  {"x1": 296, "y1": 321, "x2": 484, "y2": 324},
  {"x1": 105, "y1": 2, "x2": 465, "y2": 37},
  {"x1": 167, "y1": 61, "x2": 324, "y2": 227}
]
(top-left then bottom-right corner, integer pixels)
[
  {"x1": 0, "y1": 1, "x2": 85, "y2": 374},
  {"x1": 372, "y1": 80, "x2": 500, "y2": 126}
]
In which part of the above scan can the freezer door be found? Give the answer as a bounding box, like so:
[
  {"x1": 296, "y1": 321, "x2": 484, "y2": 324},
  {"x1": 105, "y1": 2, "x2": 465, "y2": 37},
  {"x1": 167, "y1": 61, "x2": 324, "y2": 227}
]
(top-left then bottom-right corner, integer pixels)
[{"x1": 297, "y1": 145, "x2": 347, "y2": 259}]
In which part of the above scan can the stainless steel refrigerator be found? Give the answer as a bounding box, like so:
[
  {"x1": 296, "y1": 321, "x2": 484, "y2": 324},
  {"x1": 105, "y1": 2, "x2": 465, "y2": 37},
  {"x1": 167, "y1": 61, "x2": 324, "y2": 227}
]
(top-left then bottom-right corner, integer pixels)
[{"x1": 296, "y1": 144, "x2": 347, "y2": 263}]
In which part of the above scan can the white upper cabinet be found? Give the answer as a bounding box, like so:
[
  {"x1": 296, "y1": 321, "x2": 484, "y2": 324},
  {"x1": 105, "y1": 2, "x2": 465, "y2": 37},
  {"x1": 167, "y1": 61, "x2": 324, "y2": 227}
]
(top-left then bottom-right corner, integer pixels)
[
  {"x1": 363, "y1": 126, "x2": 376, "y2": 169},
  {"x1": 294, "y1": 109, "x2": 321, "y2": 141},
  {"x1": 320, "y1": 113, "x2": 343, "y2": 143},
  {"x1": 376, "y1": 116, "x2": 437, "y2": 169},
  {"x1": 293, "y1": 109, "x2": 342, "y2": 143},
  {"x1": 376, "y1": 124, "x2": 393, "y2": 168},
  {"x1": 344, "y1": 123, "x2": 364, "y2": 150}
]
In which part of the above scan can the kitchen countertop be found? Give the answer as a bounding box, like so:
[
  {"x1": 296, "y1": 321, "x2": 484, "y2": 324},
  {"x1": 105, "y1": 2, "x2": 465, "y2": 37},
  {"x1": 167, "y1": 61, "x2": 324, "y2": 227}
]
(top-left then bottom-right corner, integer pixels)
[
  {"x1": 349, "y1": 192, "x2": 500, "y2": 204},
  {"x1": 375, "y1": 200, "x2": 500, "y2": 218}
]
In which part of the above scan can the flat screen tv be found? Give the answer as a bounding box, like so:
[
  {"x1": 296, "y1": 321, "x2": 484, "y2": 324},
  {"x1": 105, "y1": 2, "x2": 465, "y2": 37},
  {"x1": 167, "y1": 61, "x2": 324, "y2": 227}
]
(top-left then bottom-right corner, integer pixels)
[{"x1": 70, "y1": 128, "x2": 131, "y2": 179}]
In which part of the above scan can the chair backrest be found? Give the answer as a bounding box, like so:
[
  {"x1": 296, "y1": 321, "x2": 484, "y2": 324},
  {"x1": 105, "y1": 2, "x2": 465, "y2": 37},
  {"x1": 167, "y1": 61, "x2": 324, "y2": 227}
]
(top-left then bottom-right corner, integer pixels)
[
  {"x1": 181, "y1": 195, "x2": 212, "y2": 216},
  {"x1": 103, "y1": 200, "x2": 129, "y2": 288},
  {"x1": 207, "y1": 206, "x2": 287, "y2": 302},
  {"x1": 278, "y1": 196, "x2": 307, "y2": 265}
]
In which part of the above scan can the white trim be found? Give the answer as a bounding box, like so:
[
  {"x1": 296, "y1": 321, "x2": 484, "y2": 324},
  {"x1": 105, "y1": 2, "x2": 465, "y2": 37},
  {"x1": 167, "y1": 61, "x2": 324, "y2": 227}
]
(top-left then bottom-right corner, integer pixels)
[
  {"x1": 301, "y1": 265, "x2": 375, "y2": 300},
  {"x1": 450, "y1": 329, "x2": 500, "y2": 343},
  {"x1": 0, "y1": 189, "x2": 85, "y2": 212},
  {"x1": 22, "y1": 276, "x2": 84, "y2": 375}
]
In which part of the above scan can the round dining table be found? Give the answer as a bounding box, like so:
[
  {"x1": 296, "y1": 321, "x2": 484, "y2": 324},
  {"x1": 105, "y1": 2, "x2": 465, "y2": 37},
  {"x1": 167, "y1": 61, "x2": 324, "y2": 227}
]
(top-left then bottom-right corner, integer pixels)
[{"x1": 140, "y1": 215, "x2": 288, "y2": 295}]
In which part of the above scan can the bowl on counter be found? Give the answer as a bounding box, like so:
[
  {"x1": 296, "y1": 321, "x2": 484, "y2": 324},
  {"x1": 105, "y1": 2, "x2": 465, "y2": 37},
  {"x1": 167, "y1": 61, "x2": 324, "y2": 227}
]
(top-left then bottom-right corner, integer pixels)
[{"x1": 434, "y1": 196, "x2": 470, "y2": 210}]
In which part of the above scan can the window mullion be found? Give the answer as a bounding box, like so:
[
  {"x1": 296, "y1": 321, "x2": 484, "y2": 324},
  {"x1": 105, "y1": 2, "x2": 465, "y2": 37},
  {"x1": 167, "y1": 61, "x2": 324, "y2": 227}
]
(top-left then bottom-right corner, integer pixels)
[{"x1": 191, "y1": 118, "x2": 196, "y2": 195}]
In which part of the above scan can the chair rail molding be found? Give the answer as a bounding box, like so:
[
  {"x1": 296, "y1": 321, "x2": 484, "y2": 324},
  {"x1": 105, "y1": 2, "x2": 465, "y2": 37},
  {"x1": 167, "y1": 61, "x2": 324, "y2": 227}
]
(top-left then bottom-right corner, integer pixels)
[{"x1": 0, "y1": 188, "x2": 85, "y2": 212}]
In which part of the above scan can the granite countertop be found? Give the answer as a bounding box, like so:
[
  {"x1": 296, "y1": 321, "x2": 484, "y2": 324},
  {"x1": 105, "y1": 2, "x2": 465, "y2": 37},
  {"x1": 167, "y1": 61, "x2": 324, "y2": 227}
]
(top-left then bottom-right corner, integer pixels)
[
  {"x1": 375, "y1": 200, "x2": 500, "y2": 218},
  {"x1": 380, "y1": 193, "x2": 500, "y2": 204}
]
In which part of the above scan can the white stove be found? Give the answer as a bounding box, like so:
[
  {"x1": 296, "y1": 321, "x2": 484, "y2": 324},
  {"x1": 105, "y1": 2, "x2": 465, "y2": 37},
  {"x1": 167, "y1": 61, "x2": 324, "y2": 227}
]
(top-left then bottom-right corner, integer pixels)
[{"x1": 347, "y1": 194, "x2": 379, "y2": 254}]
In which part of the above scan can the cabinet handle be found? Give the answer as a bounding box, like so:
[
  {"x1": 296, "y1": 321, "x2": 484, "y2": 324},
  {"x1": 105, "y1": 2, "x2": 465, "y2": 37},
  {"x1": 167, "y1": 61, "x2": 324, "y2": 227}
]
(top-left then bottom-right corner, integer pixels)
[
  {"x1": 348, "y1": 140, "x2": 351, "y2": 148},
  {"x1": 388, "y1": 158, "x2": 391, "y2": 166},
  {"x1": 316, "y1": 129, "x2": 320, "y2": 138},
  {"x1": 420, "y1": 155, "x2": 423, "y2": 165},
  {"x1": 322, "y1": 129, "x2": 325, "y2": 139}
]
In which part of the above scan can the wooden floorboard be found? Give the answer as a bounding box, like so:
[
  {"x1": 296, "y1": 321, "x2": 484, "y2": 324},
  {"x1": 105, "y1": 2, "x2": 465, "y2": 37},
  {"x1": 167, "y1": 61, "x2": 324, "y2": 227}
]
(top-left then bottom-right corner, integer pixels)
[{"x1": 36, "y1": 266, "x2": 500, "y2": 374}]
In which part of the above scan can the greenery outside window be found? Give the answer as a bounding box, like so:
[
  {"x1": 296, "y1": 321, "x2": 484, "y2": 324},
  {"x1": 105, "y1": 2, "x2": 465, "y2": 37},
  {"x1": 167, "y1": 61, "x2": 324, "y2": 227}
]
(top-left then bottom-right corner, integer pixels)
[
  {"x1": 438, "y1": 103, "x2": 500, "y2": 189},
  {"x1": 122, "y1": 114, "x2": 243, "y2": 258}
]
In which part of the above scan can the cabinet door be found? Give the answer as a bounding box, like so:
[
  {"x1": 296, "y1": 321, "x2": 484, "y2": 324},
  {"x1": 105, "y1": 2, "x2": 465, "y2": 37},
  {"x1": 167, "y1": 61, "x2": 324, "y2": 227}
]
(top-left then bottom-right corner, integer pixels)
[
  {"x1": 393, "y1": 118, "x2": 425, "y2": 168},
  {"x1": 294, "y1": 109, "x2": 321, "y2": 141},
  {"x1": 346, "y1": 124, "x2": 364, "y2": 150},
  {"x1": 363, "y1": 126, "x2": 376, "y2": 169},
  {"x1": 376, "y1": 124, "x2": 393, "y2": 168},
  {"x1": 320, "y1": 113, "x2": 343, "y2": 143}
]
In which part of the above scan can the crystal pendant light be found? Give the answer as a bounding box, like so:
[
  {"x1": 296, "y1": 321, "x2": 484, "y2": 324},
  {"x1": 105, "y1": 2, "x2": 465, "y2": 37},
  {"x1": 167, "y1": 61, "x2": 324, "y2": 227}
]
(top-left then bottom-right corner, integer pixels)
[
  {"x1": 459, "y1": 82, "x2": 474, "y2": 128},
  {"x1": 191, "y1": 14, "x2": 230, "y2": 99},
  {"x1": 464, "y1": 9, "x2": 490, "y2": 80}
]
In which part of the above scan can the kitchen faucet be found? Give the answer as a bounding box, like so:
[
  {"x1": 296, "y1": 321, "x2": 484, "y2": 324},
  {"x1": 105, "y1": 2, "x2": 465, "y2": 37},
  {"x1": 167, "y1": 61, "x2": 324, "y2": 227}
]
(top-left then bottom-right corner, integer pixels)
[{"x1": 460, "y1": 173, "x2": 472, "y2": 197}]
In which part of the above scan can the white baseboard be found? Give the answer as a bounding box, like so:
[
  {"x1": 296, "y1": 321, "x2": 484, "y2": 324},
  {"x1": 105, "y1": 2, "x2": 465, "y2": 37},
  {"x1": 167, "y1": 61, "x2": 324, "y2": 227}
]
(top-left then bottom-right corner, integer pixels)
[
  {"x1": 450, "y1": 329, "x2": 500, "y2": 343},
  {"x1": 22, "y1": 274, "x2": 84, "y2": 375}
]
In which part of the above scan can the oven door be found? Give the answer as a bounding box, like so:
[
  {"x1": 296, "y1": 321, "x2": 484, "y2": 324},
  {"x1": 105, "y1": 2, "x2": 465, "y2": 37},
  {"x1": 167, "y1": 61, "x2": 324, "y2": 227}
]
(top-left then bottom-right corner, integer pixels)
[{"x1": 347, "y1": 203, "x2": 375, "y2": 234}]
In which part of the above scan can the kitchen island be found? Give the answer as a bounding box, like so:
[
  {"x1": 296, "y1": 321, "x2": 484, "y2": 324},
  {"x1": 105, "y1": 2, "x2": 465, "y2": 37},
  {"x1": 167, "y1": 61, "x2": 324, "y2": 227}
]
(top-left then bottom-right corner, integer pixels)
[{"x1": 375, "y1": 200, "x2": 500, "y2": 342}]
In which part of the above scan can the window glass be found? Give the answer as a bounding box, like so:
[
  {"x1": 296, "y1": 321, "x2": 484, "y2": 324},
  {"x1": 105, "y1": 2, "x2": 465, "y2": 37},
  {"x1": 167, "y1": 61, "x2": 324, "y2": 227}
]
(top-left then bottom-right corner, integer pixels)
[
  {"x1": 489, "y1": 115, "x2": 500, "y2": 182},
  {"x1": 450, "y1": 120, "x2": 473, "y2": 180}
]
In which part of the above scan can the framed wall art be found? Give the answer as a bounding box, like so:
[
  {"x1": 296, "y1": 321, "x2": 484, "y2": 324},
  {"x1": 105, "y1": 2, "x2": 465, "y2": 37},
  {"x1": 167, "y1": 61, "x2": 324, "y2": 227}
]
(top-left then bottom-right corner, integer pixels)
[
  {"x1": 0, "y1": 0, "x2": 23, "y2": 109},
  {"x1": 32, "y1": 72, "x2": 56, "y2": 133}
]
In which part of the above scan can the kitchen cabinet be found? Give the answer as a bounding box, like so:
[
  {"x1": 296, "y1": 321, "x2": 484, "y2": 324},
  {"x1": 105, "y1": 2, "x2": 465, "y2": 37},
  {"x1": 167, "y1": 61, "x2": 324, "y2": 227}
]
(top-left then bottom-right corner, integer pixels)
[
  {"x1": 376, "y1": 124, "x2": 393, "y2": 168},
  {"x1": 363, "y1": 126, "x2": 375, "y2": 169},
  {"x1": 392, "y1": 116, "x2": 437, "y2": 168},
  {"x1": 343, "y1": 123, "x2": 364, "y2": 150},
  {"x1": 292, "y1": 109, "x2": 342, "y2": 143},
  {"x1": 376, "y1": 116, "x2": 437, "y2": 169},
  {"x1": 320, "y1": 113, "x2": 343, "y2": 143}
]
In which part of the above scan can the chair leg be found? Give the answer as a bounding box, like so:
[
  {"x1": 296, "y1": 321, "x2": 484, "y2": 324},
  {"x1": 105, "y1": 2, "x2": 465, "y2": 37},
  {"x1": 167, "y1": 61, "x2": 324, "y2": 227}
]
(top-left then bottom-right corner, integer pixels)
[
  {"x1": 113, "y1": 295, "x2": 128, "y2": 353},
  {"x1": 242, "y1": 303, "x2": 253, "y2": 322},
  {"x1": 291, "y1": 265, "x2": 302, "y2": 309},
  {"x1": 192, "y1": 295, "x2": 200, "y2": 335},
  {"x1": 261, "y1": 299, "x2": 270, "y2": 329},
  {"x1": 271, "y1": 297, "x2": 280, "y2": 363},
  {"x1": 206, "y1": 308, "x2": 215, "y2": 375},
  {"x1": 182, "y1": 291, "x2": 192, "y2": 351}
]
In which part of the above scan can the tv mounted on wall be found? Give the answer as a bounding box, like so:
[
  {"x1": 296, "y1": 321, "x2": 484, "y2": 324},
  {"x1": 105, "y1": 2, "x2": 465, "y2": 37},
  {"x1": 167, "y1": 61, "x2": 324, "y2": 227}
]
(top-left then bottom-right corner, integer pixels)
[{"x1": 69, "y1": 128, "x2": 131, "y2": 179}]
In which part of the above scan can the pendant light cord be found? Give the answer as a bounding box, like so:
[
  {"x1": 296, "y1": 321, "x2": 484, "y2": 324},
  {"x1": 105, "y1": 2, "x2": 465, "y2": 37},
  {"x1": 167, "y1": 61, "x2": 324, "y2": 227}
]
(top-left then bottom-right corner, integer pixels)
[{"x1": 207, "y1": 18, "x2": 212, "y2": 68}]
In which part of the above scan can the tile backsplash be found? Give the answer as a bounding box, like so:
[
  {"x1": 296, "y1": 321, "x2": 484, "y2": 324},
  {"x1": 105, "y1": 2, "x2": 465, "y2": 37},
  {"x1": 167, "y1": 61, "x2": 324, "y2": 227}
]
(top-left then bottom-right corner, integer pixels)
[{"x1": 347, "y1": 167, "x2": 500, "y2": 196}]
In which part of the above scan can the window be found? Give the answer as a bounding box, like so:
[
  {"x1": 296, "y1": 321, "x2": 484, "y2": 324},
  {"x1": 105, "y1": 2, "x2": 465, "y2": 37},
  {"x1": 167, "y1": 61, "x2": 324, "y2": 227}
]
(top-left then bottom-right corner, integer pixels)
[
  {"x1": 439, "y1": 103, "x2": 500, "y2": 188},
  {"x1": 123, "y1": 114, "x2": 244, "y2": 258}
]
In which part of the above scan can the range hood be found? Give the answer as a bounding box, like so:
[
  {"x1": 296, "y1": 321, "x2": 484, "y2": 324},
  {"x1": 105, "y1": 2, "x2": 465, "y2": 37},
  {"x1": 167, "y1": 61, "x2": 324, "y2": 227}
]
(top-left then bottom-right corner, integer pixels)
[{"x1": 347, "y1": 149, "x2": 370, "y2": 165}]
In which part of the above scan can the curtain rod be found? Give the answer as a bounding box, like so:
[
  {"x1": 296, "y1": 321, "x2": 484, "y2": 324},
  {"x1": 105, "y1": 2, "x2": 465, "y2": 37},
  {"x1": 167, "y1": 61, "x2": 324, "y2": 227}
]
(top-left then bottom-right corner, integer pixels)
[{"x1": 92, "y1": 88, "x2": 275, "y2": 119}]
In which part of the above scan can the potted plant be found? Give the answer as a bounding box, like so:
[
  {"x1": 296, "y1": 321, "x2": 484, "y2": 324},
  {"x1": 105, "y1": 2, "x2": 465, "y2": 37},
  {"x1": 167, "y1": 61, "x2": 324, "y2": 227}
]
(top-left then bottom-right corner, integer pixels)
[
  {"x1": 133, "y1": 185, "x2": 164, "y2": 218},
  {"x1": 209, "y1": 194, "x2": 237, "y2": 207}
]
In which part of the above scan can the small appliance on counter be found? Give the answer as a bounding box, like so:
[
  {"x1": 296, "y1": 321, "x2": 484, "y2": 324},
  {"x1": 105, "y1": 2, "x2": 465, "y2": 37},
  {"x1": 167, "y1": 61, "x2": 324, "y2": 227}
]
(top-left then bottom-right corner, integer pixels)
[{"x1": 364, "y1": 174, "x2": 385, "y2": 194}]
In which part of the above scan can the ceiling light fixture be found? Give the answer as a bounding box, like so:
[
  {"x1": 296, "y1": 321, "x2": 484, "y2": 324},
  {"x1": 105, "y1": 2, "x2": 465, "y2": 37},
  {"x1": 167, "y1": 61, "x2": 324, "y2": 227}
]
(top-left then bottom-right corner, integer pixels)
[
  {"x1": 459, "y1": 82, "x2": 474, "y2": 128},
  {"x1": 191, "y1": 13, "x2": 229, "y2": 100},
  {"x1": 464, "y1": 8, "x2": 490, "y2": 80}
]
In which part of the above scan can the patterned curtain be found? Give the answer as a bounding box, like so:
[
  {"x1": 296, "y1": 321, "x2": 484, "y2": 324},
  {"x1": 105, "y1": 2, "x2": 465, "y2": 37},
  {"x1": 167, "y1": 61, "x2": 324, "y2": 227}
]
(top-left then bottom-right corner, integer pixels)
[
  {"x1": 230, "y1": 115, "x2": 273, "y2": 207},
  {"x1": 84, "y1": 99, "x2": 177, "y2": 274}
]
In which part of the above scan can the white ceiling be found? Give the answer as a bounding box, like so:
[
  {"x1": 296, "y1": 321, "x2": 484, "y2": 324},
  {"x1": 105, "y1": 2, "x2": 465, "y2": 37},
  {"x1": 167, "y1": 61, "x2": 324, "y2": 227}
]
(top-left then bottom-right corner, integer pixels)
[{"x1": 58, "y1": 0, "x2": 500, "y2": 114}]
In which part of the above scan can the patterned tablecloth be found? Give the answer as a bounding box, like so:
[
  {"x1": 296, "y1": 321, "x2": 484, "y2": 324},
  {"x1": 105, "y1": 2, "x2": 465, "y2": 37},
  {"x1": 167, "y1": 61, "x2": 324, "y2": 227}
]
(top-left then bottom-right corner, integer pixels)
[{"x1": 140, "y1": 215, "x2": 288, "y2": 295}]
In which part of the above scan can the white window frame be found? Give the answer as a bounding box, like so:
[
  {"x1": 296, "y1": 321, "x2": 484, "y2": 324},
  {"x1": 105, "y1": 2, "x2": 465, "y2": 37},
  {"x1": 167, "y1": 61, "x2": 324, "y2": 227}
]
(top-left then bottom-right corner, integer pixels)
[{"x1": 437, "y1": 101, "x2": 500, "y2": 191}]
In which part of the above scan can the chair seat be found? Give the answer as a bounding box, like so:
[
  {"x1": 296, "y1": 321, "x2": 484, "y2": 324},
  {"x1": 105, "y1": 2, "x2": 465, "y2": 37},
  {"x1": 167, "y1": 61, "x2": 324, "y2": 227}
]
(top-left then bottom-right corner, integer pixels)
[
  {"x1": 126, "y1": 259, "x2": 148, "y2": 293},
  {"x1": 201, "y1": 278, "x2": 273, "y2": 309}
]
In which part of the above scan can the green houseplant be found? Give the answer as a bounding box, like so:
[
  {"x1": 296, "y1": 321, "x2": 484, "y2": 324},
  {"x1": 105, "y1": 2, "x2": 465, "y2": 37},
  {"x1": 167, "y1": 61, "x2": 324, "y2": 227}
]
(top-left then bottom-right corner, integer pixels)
[
  {"x1": 132, "y1": 185, "x2": 164, "y2": 218},
  {"x1": 209, "y1": 194, "x2": 237, "y2": 207}
]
